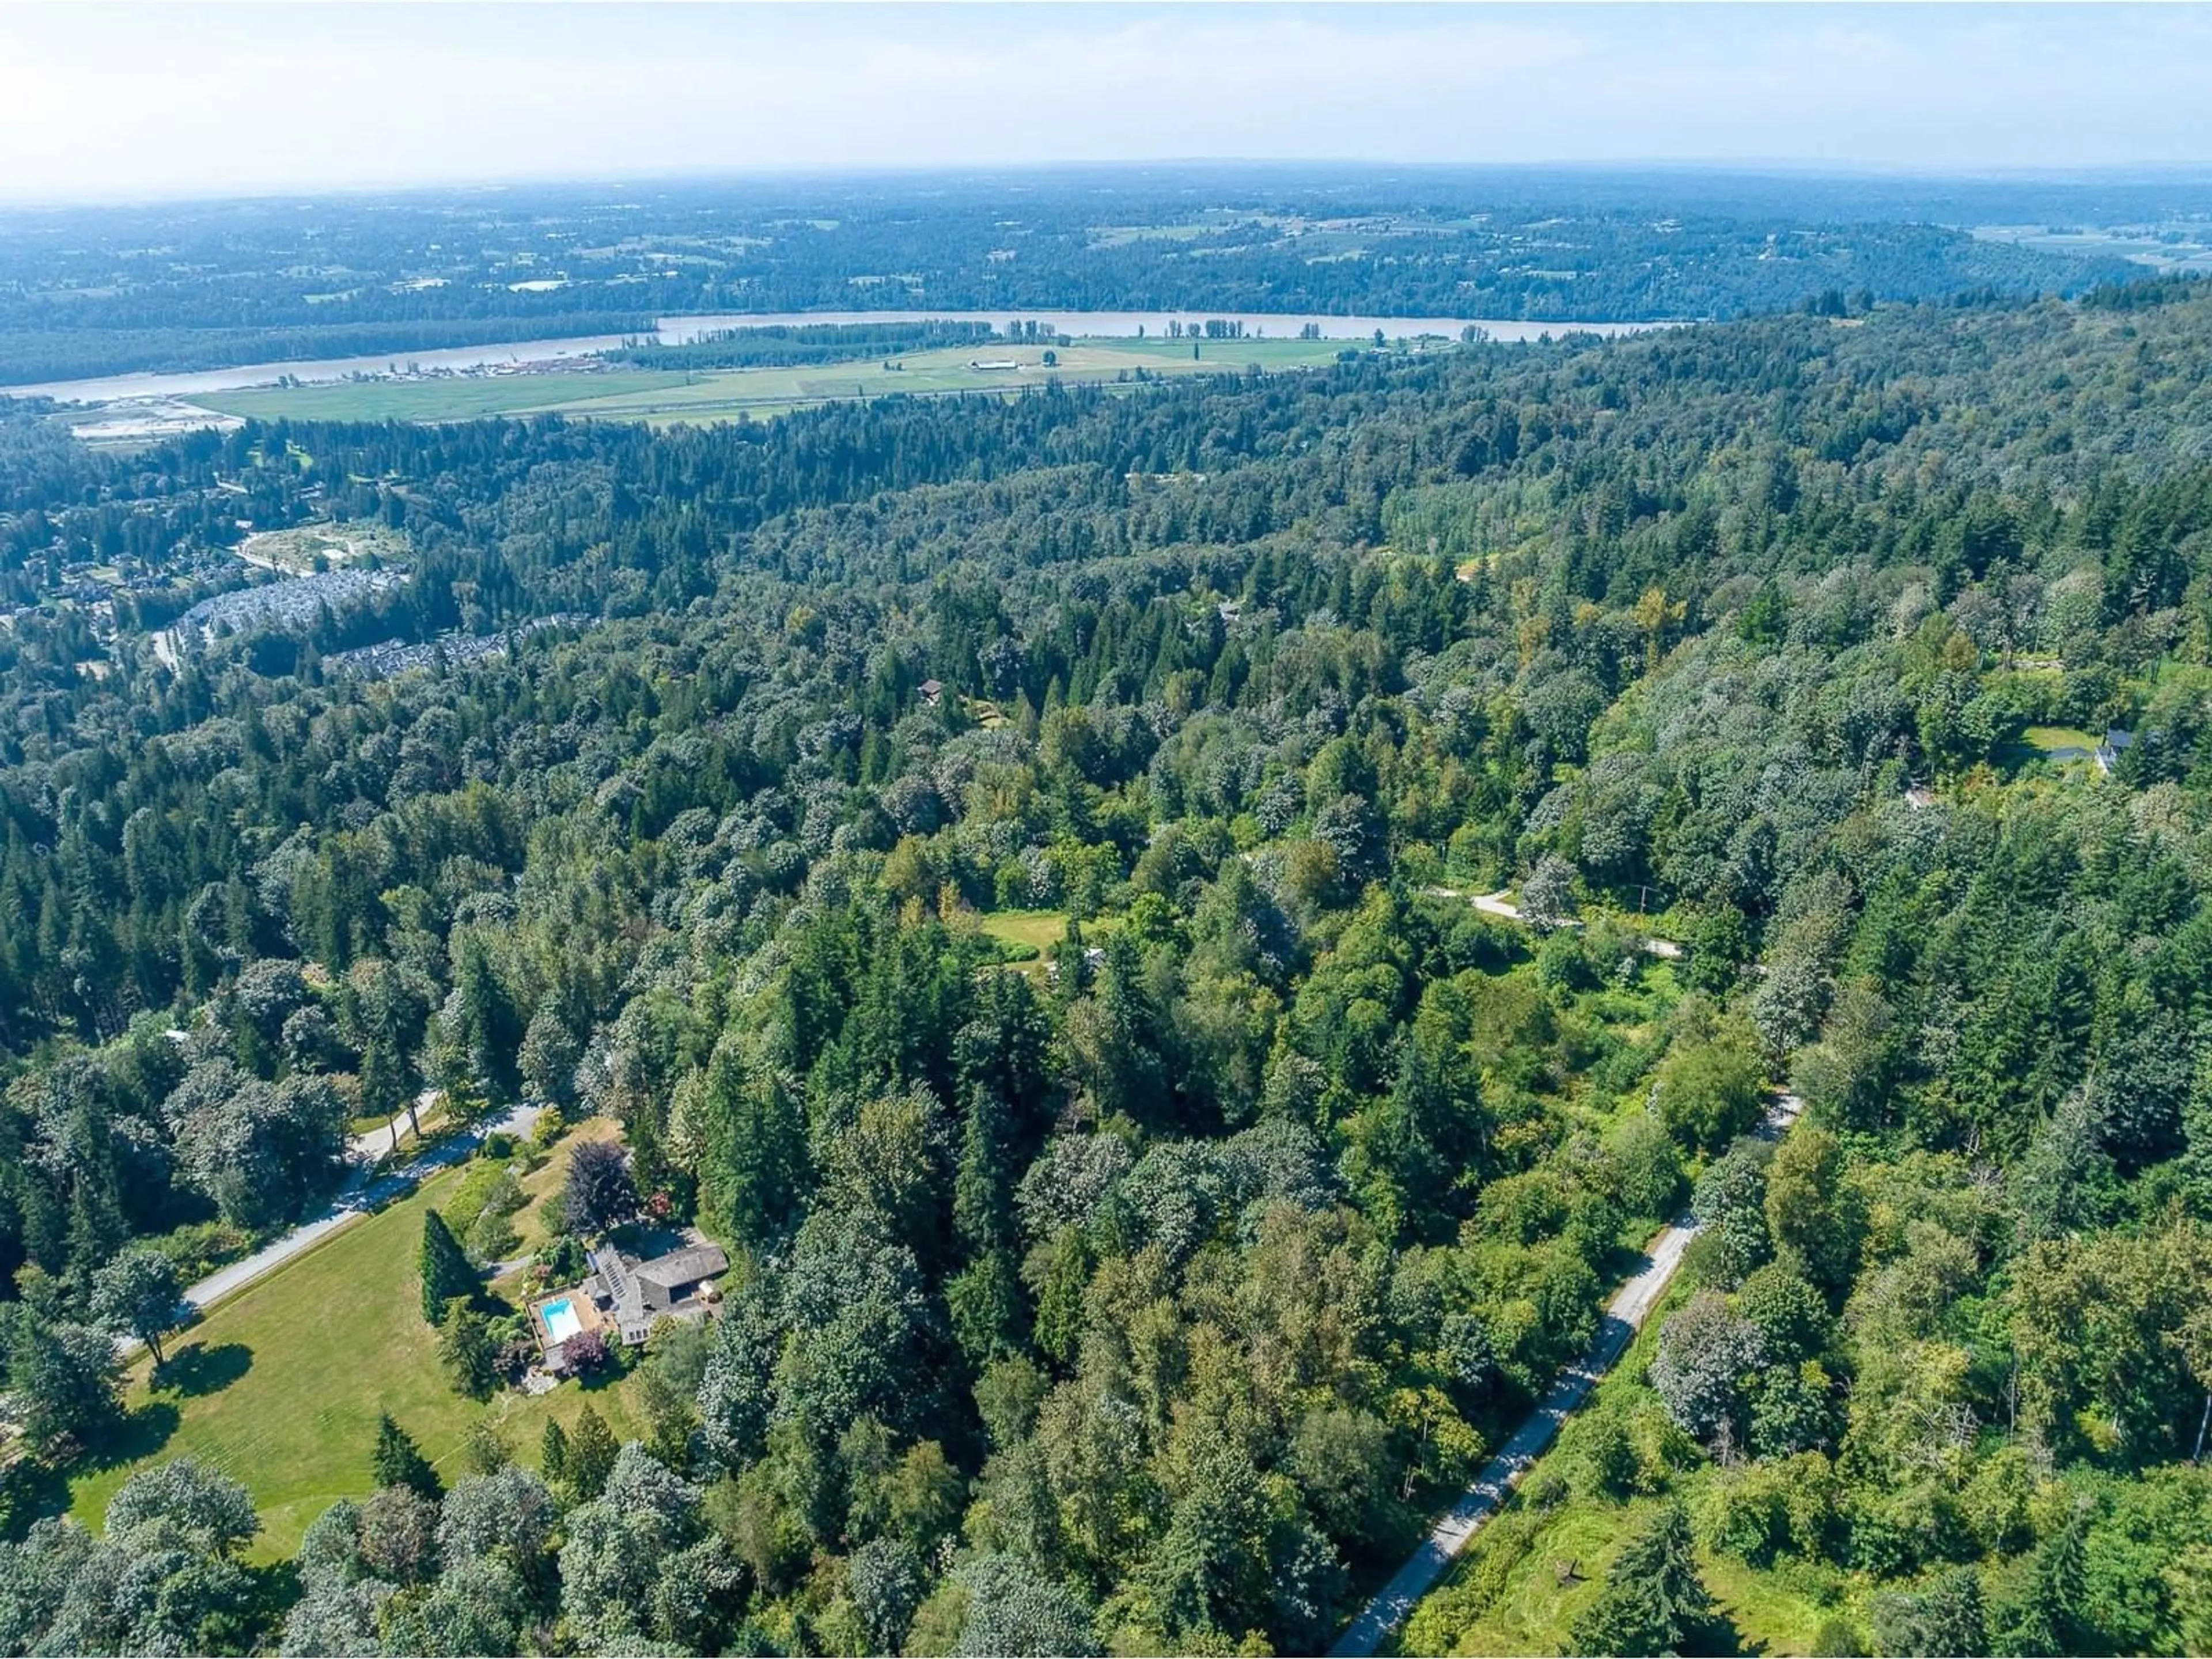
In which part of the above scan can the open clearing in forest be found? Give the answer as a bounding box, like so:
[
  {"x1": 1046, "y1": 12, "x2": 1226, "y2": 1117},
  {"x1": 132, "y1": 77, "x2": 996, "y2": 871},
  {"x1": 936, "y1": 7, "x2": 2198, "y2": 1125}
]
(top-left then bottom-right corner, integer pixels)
[
  {"x1": 976, "y1": 908, "x2": 1124, "y2": 980},
  {"x1": 978, "y1": 908, "x2": 1076, "y2": 959},
  {"x1": 1999, "y1": 724, "x2": 2107, "y2": 774},
  {"x1": 66, "y1": 1130, "x2": 644, "y2": 1559},
  {"x1": 2020, "y1": 724, "x2": 2101, "y2": 755},
  {"x1": 191, "y1": 337, "x2": 1350, "y2": 426}
]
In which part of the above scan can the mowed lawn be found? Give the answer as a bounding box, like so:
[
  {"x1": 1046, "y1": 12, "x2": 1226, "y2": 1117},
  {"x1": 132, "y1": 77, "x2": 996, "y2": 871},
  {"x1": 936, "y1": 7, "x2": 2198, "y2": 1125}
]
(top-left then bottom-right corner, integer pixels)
[
  {"x1": 2020, "y1": 724, "x2": 2101, "y2": 755},
  {"x1": 68, "y1": 1148, "x2": 645, "y2": 1559}
]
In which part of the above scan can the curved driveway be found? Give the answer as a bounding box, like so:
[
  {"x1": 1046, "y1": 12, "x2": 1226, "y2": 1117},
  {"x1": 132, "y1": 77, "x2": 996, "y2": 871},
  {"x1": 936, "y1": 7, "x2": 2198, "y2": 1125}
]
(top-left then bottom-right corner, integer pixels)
[{"x1": 119, "y1": 1096, "x2": 541, "y2": 1354}]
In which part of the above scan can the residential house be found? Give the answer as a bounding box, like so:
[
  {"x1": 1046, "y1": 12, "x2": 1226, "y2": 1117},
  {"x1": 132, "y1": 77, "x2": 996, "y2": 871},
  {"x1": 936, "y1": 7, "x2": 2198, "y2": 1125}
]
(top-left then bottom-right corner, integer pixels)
[{"x1": 537, "y1": 1234, "x2": 730, "y2": 1369}]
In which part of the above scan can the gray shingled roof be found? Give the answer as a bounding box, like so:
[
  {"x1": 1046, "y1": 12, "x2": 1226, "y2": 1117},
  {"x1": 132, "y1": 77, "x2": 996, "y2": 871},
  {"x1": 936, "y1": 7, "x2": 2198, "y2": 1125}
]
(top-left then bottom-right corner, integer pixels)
[{"x1": 632, "y1": 1243, "x2": 730, "y2": 1291}]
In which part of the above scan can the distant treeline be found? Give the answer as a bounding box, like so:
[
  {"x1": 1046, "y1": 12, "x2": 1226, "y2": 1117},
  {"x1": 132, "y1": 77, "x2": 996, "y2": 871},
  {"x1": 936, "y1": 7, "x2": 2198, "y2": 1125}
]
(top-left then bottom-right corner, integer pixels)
[
  {"x1": 0, "y1": 313, "x2": 654, "y2": 388},
  {"x1": 610, "y1": 319, "x2": 998, "y2": 370},
  {"x1": 1, "y1": 168, "x2": 2171, "y2": 390},
  {"x1": 2080, "y1": 270, "x2": 2207, "y2": 310}
]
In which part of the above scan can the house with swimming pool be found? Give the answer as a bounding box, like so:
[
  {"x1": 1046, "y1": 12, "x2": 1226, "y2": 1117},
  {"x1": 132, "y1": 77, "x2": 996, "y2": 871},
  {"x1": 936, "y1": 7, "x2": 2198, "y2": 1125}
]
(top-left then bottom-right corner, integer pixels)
[{"x1": 532, "y1": 1232, "x2": 729, "y2": 1374}]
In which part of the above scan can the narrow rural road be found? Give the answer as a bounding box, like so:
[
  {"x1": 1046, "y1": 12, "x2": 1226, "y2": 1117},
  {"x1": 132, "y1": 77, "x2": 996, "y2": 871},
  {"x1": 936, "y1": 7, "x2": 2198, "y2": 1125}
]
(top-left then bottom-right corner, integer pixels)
[
  {"x1": 122, "y1": 1100, "x2": 543, "y2": 1355},
  {"x1": 1440, "y1": 888, "x2": 1683, "y2": 959},
  {"x1": 1328, "y1": 1091, "x2": 1804, "y2": 1657}
]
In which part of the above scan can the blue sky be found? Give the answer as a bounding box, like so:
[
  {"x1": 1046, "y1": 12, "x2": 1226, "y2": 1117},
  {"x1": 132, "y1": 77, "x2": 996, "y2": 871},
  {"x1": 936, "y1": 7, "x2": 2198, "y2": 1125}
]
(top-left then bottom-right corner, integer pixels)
[{"x1": 3, "y1": 3, "x2": 2211, "y2": 201}]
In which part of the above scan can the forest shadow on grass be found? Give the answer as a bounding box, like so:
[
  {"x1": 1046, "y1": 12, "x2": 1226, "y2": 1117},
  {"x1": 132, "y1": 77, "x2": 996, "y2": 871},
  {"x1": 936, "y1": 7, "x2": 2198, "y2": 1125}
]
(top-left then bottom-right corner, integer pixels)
[
  {"x1": 86, "y1": 1399, "x2": 181, "y2": 1474},
  {"x1": 157, "y1": 1340, "x2": 254, "y2": 1399},
  {"x1": 1685, "y1": 1610, "x2": 1757, "y2": 1657},
  {"x1": 575, "y1": 1361, "x2": 634, "y2": 1396}
]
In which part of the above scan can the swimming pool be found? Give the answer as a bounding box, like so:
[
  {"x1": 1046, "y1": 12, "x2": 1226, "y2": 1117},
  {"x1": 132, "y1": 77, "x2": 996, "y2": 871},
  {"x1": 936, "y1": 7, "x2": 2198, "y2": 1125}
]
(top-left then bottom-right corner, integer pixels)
[{"x1": 541, "y1": 1298, "x2": 583, "y2": 1343}]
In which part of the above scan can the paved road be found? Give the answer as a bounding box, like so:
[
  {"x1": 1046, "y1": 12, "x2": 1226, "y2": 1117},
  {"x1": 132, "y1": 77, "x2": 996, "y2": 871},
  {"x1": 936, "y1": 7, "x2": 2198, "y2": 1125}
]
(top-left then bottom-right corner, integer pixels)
[
  {"x1": 345, "y1": 1086, "x2": 444, "y2": 1166},
  {"x1": 1328, "y1": 1092, "x2": 1803, "y2": 1657},
  {"x1": 1442, "y1": 888, "x2": 1683, "y2": 959},
  {"x1": 123, "y1": 1099, "x2": 543, "y2": 1355}
]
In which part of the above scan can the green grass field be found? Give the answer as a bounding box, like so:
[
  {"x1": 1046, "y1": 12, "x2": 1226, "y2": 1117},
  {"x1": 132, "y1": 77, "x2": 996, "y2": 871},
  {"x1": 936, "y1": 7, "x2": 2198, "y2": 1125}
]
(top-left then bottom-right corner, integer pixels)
[
  {"x1": 2020, "y1": 724, "x2": 2101, "y2": 755},
  {"x1": 67, "y1": 1141, "x2": 645, "y2": 1559},
  {"x1": 196, "y1": 368, "x2": 688, "y2": 423},
  {"x1": 976, "y1": 909, "x2": 1079, "y2": 957},
  {"x1": 974, "y1": 908, "x2": 1124, "y2": 983},
  {"x1": 191, "y1": 337, "x2": 1350, "y2": 427}
]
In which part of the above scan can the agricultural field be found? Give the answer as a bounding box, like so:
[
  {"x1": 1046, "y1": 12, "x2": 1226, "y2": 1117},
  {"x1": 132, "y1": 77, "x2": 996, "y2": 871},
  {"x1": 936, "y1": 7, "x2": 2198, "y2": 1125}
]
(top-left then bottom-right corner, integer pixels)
[
  {"x1": 191, "y1": 368, "x2": 687, "y2": 425},
  {"x1": 1971, "y1": 222, "x2": 2212, "y2": 275},
  {"x1": 190, "y1": 336, "x2": 1351, "y2": 427}
]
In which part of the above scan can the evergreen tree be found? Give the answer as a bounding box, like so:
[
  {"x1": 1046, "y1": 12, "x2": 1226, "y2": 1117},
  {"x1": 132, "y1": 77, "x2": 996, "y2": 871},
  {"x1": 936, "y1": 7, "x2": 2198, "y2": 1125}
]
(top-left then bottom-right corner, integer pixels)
[
  {"x1": 371, "y1": 1413, "x2": 442, "y2": 1502},
  {"x1": 953, "y1": 1086, "x2": 1014, "y2": 1256},
  {"x1": 567, "y1": 1403, "x2": 618, "y2": 1501},
  {"x1": 436, "y1": 1299, "x2": 497, "y2": 1400},
  {"x1": 1873, "y1": 1567, "x2": 1988, "y2": 1659},
  {"x1": 1567, "y1": 1500, "x2": 1713, "y2": 1656},
  {"x1": 696, "y1": 1046, "x2": 807, "y2": 1249},
  {"x1": 6, "y1": 1313, "x2": 123, "y2": 1455},
  {"x1": 462, "y1": 1420, "x2": 512, "y2": 1476},
  {"x1": 540, "y1": 1418, "x2": 570, "y2": 1488},
  {"x1": 560, "y1": 1141, "x2": 639, "y2": 1238},
  {"x1": 1995, "y1": 1509, "x2": 2088, "y2": 1656},
  {"x1": 419, "y1": 1211, "x2": 475, "y2": 1326}
]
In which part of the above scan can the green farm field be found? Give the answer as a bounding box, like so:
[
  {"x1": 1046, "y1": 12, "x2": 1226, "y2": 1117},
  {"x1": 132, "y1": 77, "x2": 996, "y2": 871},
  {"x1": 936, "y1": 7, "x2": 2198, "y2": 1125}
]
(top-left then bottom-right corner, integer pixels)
[
  {"x1": 66, "y1": 1131, "x2": 646, "y2": 1559},
  {"x1": 190, "y1": 337, "x2": 1350, "y2": 427},
  {"x1": 192, "y1": 368, "x2": 687, "y2": 424}
]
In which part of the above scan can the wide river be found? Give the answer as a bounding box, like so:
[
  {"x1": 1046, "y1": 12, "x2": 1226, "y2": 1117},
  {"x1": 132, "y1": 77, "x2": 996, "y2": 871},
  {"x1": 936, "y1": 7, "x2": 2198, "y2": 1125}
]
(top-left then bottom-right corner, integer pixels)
[{"x1": 9, "y1": 309, "x2": 1655, "y2": 406}]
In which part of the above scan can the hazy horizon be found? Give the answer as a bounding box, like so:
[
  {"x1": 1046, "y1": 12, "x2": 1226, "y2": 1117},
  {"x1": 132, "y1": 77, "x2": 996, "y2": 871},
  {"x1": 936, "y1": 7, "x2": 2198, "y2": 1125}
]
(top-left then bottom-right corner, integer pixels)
[{"x1": 5, "y1": 3, "x2": 2212, "y2": 205}]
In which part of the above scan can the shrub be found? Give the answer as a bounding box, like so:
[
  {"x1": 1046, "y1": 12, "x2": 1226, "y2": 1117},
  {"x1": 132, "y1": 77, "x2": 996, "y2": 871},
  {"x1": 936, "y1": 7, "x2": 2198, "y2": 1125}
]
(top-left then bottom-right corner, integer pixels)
[
  {"x1": 1580, "y1": 1412, "x2": 1642, "y2": 1499},
  {"x1": 1699, "y1": 1462, "x2": 1793, "y2": 1566},
  {"x1": 539, "y1": 1236, "x2": 590, "y2": 1285},
  {"x1": 565, "y1": 1328, "x2": 611, "y2": 1373},
  {"x1": 467, "y1": 1205, "x2": 521, "y2": 1267}
]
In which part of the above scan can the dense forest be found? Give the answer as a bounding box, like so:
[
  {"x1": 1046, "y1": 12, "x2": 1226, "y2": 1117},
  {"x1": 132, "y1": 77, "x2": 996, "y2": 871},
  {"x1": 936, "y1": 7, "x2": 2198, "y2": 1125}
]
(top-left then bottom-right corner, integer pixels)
[
  {"x1": 0, "y1": 164, "x2": 2172, "y2": 384},
  {"x1": 0, "y1": 274, "x2": 2210, "y2": 1655}
]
